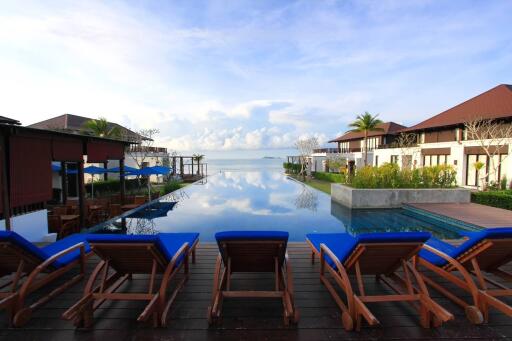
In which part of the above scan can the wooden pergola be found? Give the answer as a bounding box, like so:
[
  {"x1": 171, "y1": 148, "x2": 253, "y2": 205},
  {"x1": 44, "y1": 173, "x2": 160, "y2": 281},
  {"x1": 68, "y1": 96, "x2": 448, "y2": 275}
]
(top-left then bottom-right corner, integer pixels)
[{"x1": 0, "y1": 122, "x2": 132, "y2": 231}]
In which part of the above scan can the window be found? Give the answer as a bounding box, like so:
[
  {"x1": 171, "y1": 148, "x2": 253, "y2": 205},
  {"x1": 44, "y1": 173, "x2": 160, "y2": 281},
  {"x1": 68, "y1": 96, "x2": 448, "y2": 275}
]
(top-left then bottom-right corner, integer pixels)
[
  {"x1": 390, "y1": 155, "x2": 399, "y2": 164},
  {"x1": 423, "y1": 154, "x2": 448, "y2": 166},
  {"x1": 375, "y1": 155, "x2": 379, "y2": 167}
]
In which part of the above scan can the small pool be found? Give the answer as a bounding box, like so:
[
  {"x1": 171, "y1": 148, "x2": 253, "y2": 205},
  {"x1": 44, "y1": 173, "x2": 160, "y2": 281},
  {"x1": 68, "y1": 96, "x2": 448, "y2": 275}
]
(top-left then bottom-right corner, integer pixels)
[{"x1": 89, "y1": 171, "x2": 474, "y2": 241}]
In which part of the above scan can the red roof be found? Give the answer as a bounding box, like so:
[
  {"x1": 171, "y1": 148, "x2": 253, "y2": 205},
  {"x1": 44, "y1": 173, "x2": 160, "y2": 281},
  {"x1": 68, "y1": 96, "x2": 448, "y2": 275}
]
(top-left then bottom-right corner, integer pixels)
[
  {"x1": 404, "y1": 84, "x2": 512, "y2": 132},
  {"x1": 328, "y1": 122, "x2": 406, "y2": 143}
]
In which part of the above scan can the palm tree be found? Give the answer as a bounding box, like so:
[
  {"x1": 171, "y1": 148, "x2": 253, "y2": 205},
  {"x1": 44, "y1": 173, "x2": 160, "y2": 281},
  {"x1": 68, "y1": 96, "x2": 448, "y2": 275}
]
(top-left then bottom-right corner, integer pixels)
[
  {"x1": 192, "y1": 154, "x2": 205, "y2": 175},
  {"x1": 82, "y1": 117, "x2": 121, "y2": 139},
  {"x1": 348, "y1": 112, "x2": 383, "y2": 166}
]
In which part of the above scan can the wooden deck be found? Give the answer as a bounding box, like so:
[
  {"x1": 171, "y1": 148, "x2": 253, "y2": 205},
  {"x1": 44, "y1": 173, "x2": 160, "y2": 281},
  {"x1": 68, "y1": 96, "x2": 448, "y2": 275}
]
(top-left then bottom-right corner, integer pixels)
[
  {"x1": 1, "y1": 243, "x2": 511, "y2": 340},
  {"x1": 407, "y1": 203, "x2": 512, "y2": 229}
]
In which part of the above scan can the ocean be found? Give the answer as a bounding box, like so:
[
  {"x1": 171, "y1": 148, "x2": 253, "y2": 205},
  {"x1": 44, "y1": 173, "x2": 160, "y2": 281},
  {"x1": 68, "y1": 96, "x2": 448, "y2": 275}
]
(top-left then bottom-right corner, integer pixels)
[{"x1": 204, "y1": 158, "x2": 284, "y2": 174}]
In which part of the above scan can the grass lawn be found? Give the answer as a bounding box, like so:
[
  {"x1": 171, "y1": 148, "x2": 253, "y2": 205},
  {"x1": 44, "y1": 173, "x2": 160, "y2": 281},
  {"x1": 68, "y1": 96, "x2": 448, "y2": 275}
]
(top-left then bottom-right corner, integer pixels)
[{"x1": 288, "y1": 174, "x2": 332, "y2": 194}]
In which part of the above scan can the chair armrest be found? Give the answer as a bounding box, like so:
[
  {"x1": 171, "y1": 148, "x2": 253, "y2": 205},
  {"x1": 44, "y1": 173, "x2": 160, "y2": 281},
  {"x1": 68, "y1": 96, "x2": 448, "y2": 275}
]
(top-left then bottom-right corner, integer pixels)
[{"x1": 17, "y1": 242, "x2": 87, "y2": 301}]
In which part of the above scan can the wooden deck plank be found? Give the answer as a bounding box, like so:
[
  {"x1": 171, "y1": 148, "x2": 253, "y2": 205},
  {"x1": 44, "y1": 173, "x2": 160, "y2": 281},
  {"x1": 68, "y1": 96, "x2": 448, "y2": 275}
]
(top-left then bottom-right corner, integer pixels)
[
  {"x1": 407, "y1": 202, "x2": 512, "y2": 228},
  {"x1": 0, "y1": 243, "x2": 511, "y2": 340}
]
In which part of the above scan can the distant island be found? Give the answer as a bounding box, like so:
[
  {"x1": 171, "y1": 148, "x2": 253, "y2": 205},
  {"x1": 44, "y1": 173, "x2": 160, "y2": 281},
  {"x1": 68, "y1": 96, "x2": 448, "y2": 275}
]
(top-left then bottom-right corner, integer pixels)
[{"x1": 262, "y1": 156, "x2": 281, "y2": 159}]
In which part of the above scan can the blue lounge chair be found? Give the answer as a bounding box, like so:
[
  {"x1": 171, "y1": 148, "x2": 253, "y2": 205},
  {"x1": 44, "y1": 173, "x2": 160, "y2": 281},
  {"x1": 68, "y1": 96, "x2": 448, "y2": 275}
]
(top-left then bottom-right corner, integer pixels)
[
  {"x1": 0, "y1": 231, "x2": 90, "y2": 327},
  {"x1": 418, "y1": 227, "x2": 512, "y2": 324},
  {"x1": 208, "y1": 231, "x2": 299, "y2": 325},
  {"x1": 62, "y1": 233, "x2": 199, "y2": 328},
  {"x1": 306, "y1": 232, "x2": 453, "y2": 331}
]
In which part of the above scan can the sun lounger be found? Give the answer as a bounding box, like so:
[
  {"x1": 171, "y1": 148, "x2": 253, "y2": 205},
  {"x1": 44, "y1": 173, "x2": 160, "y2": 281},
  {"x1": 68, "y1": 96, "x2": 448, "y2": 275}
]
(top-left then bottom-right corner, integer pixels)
[
  {"x1": 306, "y1": 232, "x2": 453, "y2": 331},
  {"x1": 62, "y1": 232, "x2": 199, "y2": 328},
  {"x1": 0, "y1": 231, "x2": 90, "y2": 326},
  {"x1": 418, "y1": 227, "x2": 512, "y2": 324},
  {"x1": 208, "y1": 231, "x2": 299, "y2": 325}
]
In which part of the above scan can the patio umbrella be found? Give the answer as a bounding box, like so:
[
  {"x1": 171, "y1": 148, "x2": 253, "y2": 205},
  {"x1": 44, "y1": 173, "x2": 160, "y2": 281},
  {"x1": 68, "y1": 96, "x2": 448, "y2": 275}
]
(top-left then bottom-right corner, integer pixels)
[
  {"x1": 133, "y1": 166, "x2": 172, "y2": 201},
  {"x1": 107, "y1": 166, "x2": 140, "y2": 174},
  {"x1": 84, "y1": 166, "x2": 107, "y2": 199}
]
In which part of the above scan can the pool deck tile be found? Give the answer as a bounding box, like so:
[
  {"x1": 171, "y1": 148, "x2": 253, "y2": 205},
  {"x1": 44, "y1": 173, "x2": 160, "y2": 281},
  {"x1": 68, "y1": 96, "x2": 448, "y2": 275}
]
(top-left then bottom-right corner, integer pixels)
[
  {"x1": 407, "y1": 203, "x2": 512, "y2": 229},
  {"x1": 1, "y1": 243, "x2": 511, "y2": 340}
]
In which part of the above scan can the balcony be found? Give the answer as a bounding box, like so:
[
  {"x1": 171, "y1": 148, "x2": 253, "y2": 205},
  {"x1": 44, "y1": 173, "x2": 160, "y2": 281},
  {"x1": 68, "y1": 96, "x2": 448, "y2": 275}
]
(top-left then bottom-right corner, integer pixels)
[
  {"x1": 313, "y1": 148, "x2": 340, "y2": 154},
  {"x1": 128, "y1": 146, "x2": 168, "y2": 153}
]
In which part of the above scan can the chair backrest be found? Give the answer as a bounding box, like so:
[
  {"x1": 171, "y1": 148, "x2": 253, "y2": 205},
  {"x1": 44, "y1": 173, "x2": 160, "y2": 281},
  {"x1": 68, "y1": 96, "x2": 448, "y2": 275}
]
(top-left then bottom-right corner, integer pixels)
[
  {"x1": 345, "y1": 232, "x2": 430, "y2": 275},
  {"x1": 48, "y1": 215, "x2": 62, "y2": 234},
  {"x1": 87, "y1": 235, "x2": 168, "y2": 274},
  {"x1": 109, "y1": 204, "x2": 122, "y2": 218},
  {"x1": 215, "y1": 231, "x2": 289, "y2": 273},
  {"x1": 0, "y1": 232, "x2": 48, "y2": 274},
  {"x1": 455, "y1": 228, "x2": 512, "y2": 271},
  {"x1": 52, "y1": 206, "x2": 67, "y2": 216},
  {"x1": 134, "y1": 196, "x2": 146, "y2": 205}
]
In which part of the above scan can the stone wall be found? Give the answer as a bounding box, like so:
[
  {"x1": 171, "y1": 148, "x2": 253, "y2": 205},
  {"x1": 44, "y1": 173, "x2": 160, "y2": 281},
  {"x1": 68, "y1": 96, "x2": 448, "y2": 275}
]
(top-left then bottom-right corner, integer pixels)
[{"x1": 331, "y1": 184, "x2": 471, "y2": 208}]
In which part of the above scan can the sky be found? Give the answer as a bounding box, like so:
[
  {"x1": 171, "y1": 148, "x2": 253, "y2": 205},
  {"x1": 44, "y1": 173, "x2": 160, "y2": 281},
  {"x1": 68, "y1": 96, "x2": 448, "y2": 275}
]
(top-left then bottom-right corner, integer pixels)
[{"x1": 1, "y1": 1, "x2": 511, "y2": 159}]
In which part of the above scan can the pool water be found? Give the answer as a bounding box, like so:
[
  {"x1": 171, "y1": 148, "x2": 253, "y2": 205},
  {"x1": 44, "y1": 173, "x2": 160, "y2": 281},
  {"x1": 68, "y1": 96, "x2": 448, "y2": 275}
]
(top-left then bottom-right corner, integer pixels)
[{"x1": 90, "y1": 170, "x2": 471, "y2": 241}]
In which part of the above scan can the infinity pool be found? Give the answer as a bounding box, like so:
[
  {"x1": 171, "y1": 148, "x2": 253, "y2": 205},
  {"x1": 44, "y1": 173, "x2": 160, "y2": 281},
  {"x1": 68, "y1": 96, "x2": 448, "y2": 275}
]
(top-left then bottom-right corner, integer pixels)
[{"x1": 90, "y1": 171, "x2": 471, "y2": 241}]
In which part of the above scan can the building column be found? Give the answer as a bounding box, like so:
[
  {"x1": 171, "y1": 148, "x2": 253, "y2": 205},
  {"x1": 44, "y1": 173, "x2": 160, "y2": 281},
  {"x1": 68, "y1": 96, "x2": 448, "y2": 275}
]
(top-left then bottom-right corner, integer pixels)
[
  {"x1": 77, "y1": 160, "x2": 86, "y2": 228},
  {"x1": 120, "y1": 158, "x2": 126, "y2": 205},
  {"x1": 0, "y1": 135, "x2": 11, "y2": 230},
  {"x1": 61, "y1": 161, "x2": 68, "y2": 204}
]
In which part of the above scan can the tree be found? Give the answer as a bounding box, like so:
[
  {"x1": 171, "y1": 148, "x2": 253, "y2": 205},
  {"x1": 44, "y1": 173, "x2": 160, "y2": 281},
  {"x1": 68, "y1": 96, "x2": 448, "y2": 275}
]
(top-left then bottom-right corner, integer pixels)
[
  {"x1": 348, "y1": 112, "x2": 383, "y2": 166},
  {"x1": 464, "y1": 118, "x2": 512, "y2": 188},
  {"x1": 192, "y1": 154, "x2": 205, "y2": 175},
  {"x1": 125, "y1": 128, "x2": 161, "y2": 170},
  {"x1": 295, "y1": 137, "x2": 319, "y2": 180},
  {"x1": 395, "y1": 132, "x2": 419, "y2": 169},
  {"x1": 81, "y1": 117, "x2": 121, "y2": 139}
]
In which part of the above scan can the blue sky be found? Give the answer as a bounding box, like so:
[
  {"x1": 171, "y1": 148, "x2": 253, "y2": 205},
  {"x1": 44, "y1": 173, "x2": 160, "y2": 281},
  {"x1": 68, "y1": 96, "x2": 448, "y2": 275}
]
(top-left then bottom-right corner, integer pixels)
[{"x1": 1, "y1": 1, "x2": 511, "y2": 158}]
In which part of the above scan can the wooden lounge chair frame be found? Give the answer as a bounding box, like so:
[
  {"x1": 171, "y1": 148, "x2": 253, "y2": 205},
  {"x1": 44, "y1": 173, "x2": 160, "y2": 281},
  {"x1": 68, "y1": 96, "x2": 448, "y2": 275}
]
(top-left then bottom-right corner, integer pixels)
[
  {"x1": 0, "y1": 241, "x2": 89, "y2": 327},
  {"x1": 208, "y1": 240, "x2": 299, "y2": 326},
  {"x1": 417, "y1": 238, "x2": 512, "y2": 324},
  {"x1": 307, "y1": 240, "x2": 453, "y2": 331},
  {"x1": 62, "y1": 238, "x2": 198, "y2": 328}
]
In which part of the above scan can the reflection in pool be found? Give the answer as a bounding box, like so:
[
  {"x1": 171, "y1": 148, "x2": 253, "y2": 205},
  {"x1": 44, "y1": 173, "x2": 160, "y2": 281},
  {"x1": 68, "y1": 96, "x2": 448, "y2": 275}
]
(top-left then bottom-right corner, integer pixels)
[{"x1": 89, "y1": 171, "x2": 470, "y2": 241}]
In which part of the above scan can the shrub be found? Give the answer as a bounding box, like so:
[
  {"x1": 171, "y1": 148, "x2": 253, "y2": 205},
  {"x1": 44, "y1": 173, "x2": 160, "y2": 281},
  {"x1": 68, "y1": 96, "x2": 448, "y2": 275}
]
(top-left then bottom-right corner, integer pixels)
[
  {"x1": 85, "y1": 178, "x2": 144, "y2": 196},
  {"x1": 162, "y1": 180, "x2": 182, "y2": 194},
  {"x1": 313, "y1": 172, "x2": 346, "y2": 183},
  {"x1": 348, "y1": 163, "x2": 457, "y2": 189},
  {"x1": 283, "y1": 162, "x2": 302, "y2": 174},
  {"x1": 471, "y1": 191, "x2": 512, "y2": 210}
]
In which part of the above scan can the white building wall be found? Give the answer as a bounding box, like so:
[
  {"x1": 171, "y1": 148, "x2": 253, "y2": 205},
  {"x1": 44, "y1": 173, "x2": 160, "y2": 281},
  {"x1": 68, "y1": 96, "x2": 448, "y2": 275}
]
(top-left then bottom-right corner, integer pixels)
[{"x1": 373, "y1": 138, "x2": 512, "y2": 188}]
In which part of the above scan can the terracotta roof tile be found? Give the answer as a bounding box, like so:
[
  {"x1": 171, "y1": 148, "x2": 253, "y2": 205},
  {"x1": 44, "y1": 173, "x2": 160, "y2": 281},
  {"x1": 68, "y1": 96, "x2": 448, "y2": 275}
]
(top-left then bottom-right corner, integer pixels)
[
  {"x1": 328, "y1": 121, "x2": 406, "y2": 143},
  {"x1": 404, "y1": 84, "x2": 512, "y2": 132}
]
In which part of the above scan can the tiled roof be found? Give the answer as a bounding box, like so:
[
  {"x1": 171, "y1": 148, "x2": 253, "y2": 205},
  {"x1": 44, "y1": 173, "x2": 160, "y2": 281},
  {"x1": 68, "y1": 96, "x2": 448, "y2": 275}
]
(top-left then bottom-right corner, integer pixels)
[
  {"x1": 404, "y1": 84, "x2": 512, "y2": 132},
  {"x1": 28, "y1": 114, "x2": 146, "y2": 141},
  {"x1": 328, "y1": 121, "x2": 406, "y2": 143},
  {"x1": 0, "y1": 116, "x2": 21, "y2": 125}
]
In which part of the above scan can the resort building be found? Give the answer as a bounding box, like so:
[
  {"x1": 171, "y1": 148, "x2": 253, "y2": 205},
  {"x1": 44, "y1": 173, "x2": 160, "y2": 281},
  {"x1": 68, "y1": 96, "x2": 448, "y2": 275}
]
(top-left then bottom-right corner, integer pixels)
[
  {"x1": 371, "y1": 84, "x2": 512, "y2": 188},
  {"x1": 29, "y1": 114, "x2": 170, "y2": 184},
  {"x1": 313, "y1": 122, "x2": 406, "y2": 172}
]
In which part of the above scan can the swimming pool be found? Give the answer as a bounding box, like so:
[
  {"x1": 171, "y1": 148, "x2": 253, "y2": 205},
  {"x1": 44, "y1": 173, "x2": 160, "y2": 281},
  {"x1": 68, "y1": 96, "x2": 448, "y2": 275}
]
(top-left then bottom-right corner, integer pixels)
[{"x1": 89, "y1": 170, "x2": 474, "y2": 241}]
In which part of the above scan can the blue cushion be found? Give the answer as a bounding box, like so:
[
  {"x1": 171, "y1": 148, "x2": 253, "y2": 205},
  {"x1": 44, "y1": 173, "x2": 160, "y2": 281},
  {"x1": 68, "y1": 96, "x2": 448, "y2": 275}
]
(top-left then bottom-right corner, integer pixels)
[
  {"x1": 0, "y1": 231, "x2": 48, "y2": 264},
  {"x1": 419, "y1": 227, "x2": 512, "y2": 267},
  {"x1": 87, "y1": 233, "x2": 199, "y2": 266},
  {"x1": 0, "y1": 231, "x2": 90, "y2": 269},
  {"x1": 215, "y1": 230, "x2": 289, "y2": 242},
  {"x1": 307, "y1": 232, "x2": 431, "y2": 269},
  {"x1": 41, "y1": 233, "x2": 91, "y2": 267}
]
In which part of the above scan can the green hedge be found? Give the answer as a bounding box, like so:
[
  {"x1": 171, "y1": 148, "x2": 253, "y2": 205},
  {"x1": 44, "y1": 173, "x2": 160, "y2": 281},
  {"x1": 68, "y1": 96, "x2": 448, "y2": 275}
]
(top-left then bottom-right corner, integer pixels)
[
  {"x1": 162, "y1": 180, "x2": 182, "y2": 194},
  {"x1": 471, "y1": 191, "x2": 512, "y2": 210},
  {"x1": 85, "y1": 178, "x2": 145, "y2": 196},
  {"x1": 313, "y1": 172, "x2": 346, "y2": 183},
  {"x1": 349, "y1": 163, "x2": 457, "y2": 189},
  {"x1": 283, "y1": 162, "x2": 301, "y2": 174}
]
